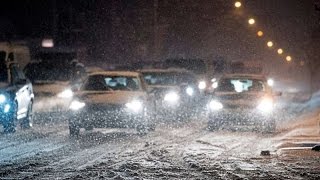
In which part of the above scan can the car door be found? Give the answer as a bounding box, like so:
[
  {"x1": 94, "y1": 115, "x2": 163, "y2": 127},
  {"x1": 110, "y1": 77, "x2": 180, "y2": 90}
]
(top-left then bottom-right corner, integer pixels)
[{"x1": 9, "y1": 64, "x2": 30, "y2": 119}]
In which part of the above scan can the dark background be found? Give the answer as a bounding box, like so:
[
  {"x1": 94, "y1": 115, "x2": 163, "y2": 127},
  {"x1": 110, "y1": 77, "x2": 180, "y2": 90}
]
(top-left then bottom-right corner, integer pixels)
[{"x1": 0, "y1": 0, "x2": 319, "y2": 73}]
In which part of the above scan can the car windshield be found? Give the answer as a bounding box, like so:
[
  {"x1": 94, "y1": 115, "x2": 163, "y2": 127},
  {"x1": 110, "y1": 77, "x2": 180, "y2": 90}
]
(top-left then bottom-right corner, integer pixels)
[
  {"x1": 216, "y1": 78, "x2": 266, "y2": 93},
  {"x1": 142, "y1": 72, "x2": 197, "y2": 86},
  {"x1": 83, "y1": 75, "x2": 141, "y2": 91}
]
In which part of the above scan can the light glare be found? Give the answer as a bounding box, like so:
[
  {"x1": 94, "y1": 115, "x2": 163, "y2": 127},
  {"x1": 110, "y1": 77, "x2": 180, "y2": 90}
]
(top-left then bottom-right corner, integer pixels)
[
  {"x1": 277, "y1": 48, "x2": 283, "y2": 54},
  {"x1": 286, "y1": 56, "x2": 292, "y2": 62},
  {"x1": 248, "y1": 18, "x2": 255, "y2": 25},
  {"x1": 257, "y1": 31, "x2": 263, "y2": 37},
  {"x1": 0, "y1": 94, "x2": 5, "y2": 103},
  {"x1": 235, "y1": 2, "x2": 242, "y2": 8},
  {"x1": 69, "y1": 100, "x2": 85, "y2": 111}
]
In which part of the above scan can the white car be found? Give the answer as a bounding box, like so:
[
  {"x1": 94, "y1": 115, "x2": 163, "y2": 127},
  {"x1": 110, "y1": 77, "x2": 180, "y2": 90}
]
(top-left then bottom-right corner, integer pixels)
[
  {"x1": 207, "y1": 74, "x2": 281, "y2": 132},
  {"x1": 67, "y1": 71, "x2": 155, "y2": 136},
  {"x1": 24, "y1": 61, "x2": 85, "y2": 113},
  {"x1": 0, "y1": 62, "x2": 34, "y2": 133}
]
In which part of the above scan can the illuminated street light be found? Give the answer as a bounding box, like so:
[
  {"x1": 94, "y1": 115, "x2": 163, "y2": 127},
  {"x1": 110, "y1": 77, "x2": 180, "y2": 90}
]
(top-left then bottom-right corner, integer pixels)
[
  {"x1": 248, "y1": 18, "x2": 255, "y2": 25},
  {"x1": 267, "y1": 41, "x2": 273, "y2": 47},
  {"x1": 257, "y1": 31, "x2": 263, "y2": 37},
  {"x1": 277, "y1": 48, "x2": 283, "y2": 54},
  {"x1": 286, "y1": 55, "x2": 292, "y2": 62},
  {"x1": 235, "y1": 2, "x2": 242, "y2": 8}
]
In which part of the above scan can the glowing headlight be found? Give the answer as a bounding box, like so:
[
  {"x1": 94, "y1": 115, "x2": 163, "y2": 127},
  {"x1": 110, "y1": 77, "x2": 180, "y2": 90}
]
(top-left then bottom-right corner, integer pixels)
[
  {"x1": 125, "y1": 100, "x2": 143, "y2": 112},
  {"x1": 57, "y1": 89, "x2": 73, "y2": 98},
  {"x1": 0, "y1": 94, "x2": 6, "y2": 104},
  {"x1": 267, "y1": 79, "x2": 274, "y2": 86},
  {"x1": 257, "y1": 98, "x2": 273, "y2": 113},
  {"x1": 164, "y1": 92, "x2": 179, "y2": 103},
  {"x1": 209, "y1": 100, "x2": 223, "y2": 111},
  {"x1": 186, "y1": 87, "x2": 194, "y2": 96},
  {"x1": 4, "y1": 104, "x2": 10, "y2": 113},
  {"x1": 212, "y1": 82, "x2": 218, "y2": 89},
  {"x1": 69, "y1": 100, "x2": 86, "y2": 111},
  {"x1": 198, "y1": 81, "x2": 207, "y2": 90}
]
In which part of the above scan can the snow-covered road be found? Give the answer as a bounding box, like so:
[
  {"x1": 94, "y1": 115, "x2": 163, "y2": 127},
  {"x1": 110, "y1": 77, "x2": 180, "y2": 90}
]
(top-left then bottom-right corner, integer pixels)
[{"x1": 0, "y1": 110, "x2": 319, "y2": 179}]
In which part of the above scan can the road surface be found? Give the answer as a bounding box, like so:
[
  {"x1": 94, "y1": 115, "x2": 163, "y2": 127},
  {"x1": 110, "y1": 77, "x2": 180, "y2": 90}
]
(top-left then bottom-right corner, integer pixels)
[{"x1": 0, "y1": 110, "x2": 319, "y2": 179}]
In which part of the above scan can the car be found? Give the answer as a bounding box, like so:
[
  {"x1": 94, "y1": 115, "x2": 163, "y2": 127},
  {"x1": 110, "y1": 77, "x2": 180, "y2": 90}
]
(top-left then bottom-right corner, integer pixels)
[
  {"x1": 140, "y1": 68, "x2": 203, "y2": 121},
  {"x1": 67, "y1": 71, "x2": 156, "y2": 136},
  {"x1": 0, "y1": 62, "x2": 34, "y2": 133},
  {"x1": 207, "y1": 74, "x2": 281, "y2": 132},
  {"x1": 24, "y1": 59, "x2": 86, "y2": 113}
]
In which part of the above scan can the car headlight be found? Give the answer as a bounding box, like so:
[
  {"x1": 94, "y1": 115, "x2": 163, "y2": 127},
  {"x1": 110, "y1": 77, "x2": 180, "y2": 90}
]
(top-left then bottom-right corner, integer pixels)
[
  {"x1": 164, "y1": 92, "x2": 179, "y2": 103},
  {"x1": 69, "y1": 100, "x2": 86, "y2": 111},
  {"x1": 0, "y1": 94, "x2": 6, "y2": 104},
  {"x1": 186, "y1": 87, "x2": 194, "y2": 96},
  {"x1": 4, "y1": 104, "x2": 10, "y2": 113},
  {"x1": 198, "y1": 81, "x2": 207, "y2": 90},
  {"x1": 57, "y1": 89, "x2": 73, "y2": 98},
  {"x1": 267, "y1": 79, "x2": 274, "y2": 86},
  {"x1": 209, "y1": 100, "x2": 223, "y2": 111},
  {"x1": 125, "y1": 100, "x2": 143, "y2": 113},
  {"x1": 257, "y1": 98, "x2": 273, "y2": 113}
]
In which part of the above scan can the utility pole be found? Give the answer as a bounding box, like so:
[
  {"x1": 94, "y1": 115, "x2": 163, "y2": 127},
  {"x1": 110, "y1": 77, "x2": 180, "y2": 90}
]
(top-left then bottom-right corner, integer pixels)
[{"x1": 153, "y1": 0, "x2": 159, "y2": 61}]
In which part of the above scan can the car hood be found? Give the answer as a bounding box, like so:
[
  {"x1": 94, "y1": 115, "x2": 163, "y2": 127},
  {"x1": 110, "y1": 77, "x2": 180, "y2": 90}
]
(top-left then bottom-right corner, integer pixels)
[
  {"x1": 148, "y1": 85, "x2": 180, "y2": 92},
  {"x1": 33, "y1": 81, "x2": 70, "y2": 95},
  {"x1": 76, "y1": 91, "x2": 147, "y2": 105},
  {"x1": 214, "y1": 92, "x2": 267, "y2": 108}
]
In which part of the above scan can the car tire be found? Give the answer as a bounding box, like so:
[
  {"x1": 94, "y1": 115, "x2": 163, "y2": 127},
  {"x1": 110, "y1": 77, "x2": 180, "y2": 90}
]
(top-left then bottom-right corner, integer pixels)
[
  {"x1": 21, "y1": 101, "x2": 33, "y2": 129},
  {"x1": 69, "y1": 122, "x2": 80, "y2": 137},
  {"x1": 3, "y1": 102, "x2": 18, "y2": 134}
]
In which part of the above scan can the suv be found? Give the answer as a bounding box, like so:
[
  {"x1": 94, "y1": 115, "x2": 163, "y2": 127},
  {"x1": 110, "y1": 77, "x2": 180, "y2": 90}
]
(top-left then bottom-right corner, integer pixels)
[
  {"x1": 0, "y1": 62, "x2": 34, "y2": 133},
  {"x1": 207, "y1": 74, "x2": 280, "y2": 132},
  {"x1": 140, "y1": 68, "x2": 202, "y2": 121}
]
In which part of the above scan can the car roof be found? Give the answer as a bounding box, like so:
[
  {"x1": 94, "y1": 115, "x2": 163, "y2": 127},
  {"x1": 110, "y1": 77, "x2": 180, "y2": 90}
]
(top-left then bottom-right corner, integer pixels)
[
  {"x1": 88, "y1": 70, "x2": 140, "y2": 77},
  {"x1": 222, "y1": 73, "x2": 267, "y2": 80},
  {"x1": 140, "y1": 68, "x2": 193, "y2": 74}
]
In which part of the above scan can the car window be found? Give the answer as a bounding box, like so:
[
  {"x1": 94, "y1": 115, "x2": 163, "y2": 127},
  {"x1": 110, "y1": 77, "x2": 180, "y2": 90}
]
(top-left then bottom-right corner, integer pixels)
[
  {"x1": 83, "y1": 75, "x2": 141, "y2": 91},
  {"x1": 216, "y1": 78, "x2": 265, "y2": 93},
  {"x1": 7, "y1": 52, "x2": 14, "y2": 62},
  {"x1": 10, "y1": 64, "x2": 26, "y2": 83},
  {"x1": 143, "y1": 72, "x2": 197, "y2": 86}
]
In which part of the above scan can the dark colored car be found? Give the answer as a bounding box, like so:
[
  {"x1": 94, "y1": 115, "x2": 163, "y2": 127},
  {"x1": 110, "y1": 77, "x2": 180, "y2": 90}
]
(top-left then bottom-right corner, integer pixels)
[
  {"x1": 140, "y1": 68, "x2": 202, "y2": 121},
  {"x1": 0, "y1": 62, "x2": 34, "y2": 133}
]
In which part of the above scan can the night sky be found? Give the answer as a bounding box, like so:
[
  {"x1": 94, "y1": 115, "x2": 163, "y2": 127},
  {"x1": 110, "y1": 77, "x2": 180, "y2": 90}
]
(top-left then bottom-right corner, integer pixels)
[{"x1": 0, "y1": 0, "x2": 317, "y2": 68}]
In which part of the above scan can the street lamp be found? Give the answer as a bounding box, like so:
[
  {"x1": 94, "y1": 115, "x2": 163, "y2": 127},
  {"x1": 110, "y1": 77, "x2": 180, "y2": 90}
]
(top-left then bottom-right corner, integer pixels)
[
  {"x1": 286, "y1": 55, "x2": 292, "y2": 62},
  {"x1": 257, "y1": 31, "x2": 263, "y2": 37},
  {"x1": 248, "y1": 18, "x2": 255, "y2": 25},
  {"x1": 267, "y1": 41, "x2": 273, "y2": 47},
  {"x1": 277, "y1": 48, "x2": 283, "y2": 54},
  {"x1": 235, "y1": 2, "x2": 242, "y2": 8}
]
